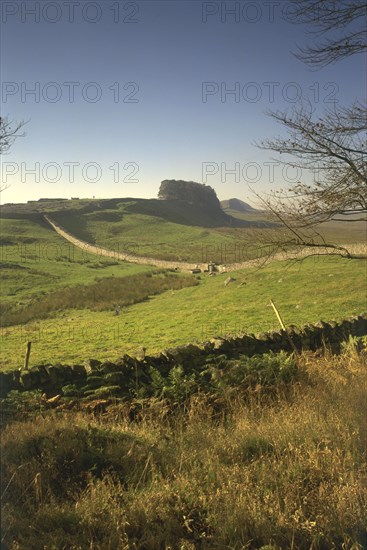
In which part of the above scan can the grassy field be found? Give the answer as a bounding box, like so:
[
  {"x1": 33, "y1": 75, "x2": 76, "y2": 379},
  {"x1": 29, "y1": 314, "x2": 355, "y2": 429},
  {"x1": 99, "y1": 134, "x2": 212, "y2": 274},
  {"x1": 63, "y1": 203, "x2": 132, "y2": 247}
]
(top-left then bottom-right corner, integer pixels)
[
  {"x1": 1, "y1": 254, "x2": 365, "y2": 369},
  {"x1": 1, "y1": 346, "x2": 366, "y2": 548},
  {"x1": 0, "y1": 216, "x2": 152, "y2": 308},
  {"x1": 1, "y1": 199, "x2": 366, "y2": 549},
  {"x1": 51, "y1": 205, "x2": 268, "y2": 264},
  {"x1": 50, "y1": 200, "x2": 367, "y2": 263},
  {"x1": 0, "y1": 201, "x2": 365, "y2": 369},
  {"x1": 2, "y1": 199, "x2": 365, "y2": 266}
]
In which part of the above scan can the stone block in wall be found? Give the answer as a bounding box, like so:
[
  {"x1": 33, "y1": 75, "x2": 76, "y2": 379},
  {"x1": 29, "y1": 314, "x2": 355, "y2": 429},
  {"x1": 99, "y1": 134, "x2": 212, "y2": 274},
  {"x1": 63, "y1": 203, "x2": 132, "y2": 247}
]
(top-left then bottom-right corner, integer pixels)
[
  {"x1": 45, "y1": 366, "x2": 60, "y2": 385},
  {"x1": 36, "y1": 365, "x2": 50, "y2": 384},
  {"x1": 196, "y1": 341, "x2": 215, "y2": 354},
  {"x1": 20, "y1": 371, "x2": 32, "y2": 390},
  {"x1": 339, "y1": 319, "x2": 354, "y2": 336},
  {"x1": 142, "y1": 354, "x2": 172, "y2": 376},
  {"x1": 182, "y1": 343, "x2": 206, "y2": 356},
  {"x1": 84, "y1": 375, "x2": 105, "y2": 389},
  {"x1": 145, "y1": 353, "x2": 170, "y2": 366},
  {"x1": 163, "y1": 344, "x2": 210, "y2": 372},
  {"x1": 105, "y1": 372, "x2": 126, "y2": 386},
  {"x1": 285, "y1": 331, "x2": 302, "y2": 351},
  {"x1": 59, "y1": 365, "x2": 75, "y2": 382},
  {"x1": 115, "y1": 355, "x2": 136, "y2": 371},
  {"x1": 236, "y1": 334, "x2": 259, "y2": 355},
  {"x1": 52, "y1": 364, "x2": 70, "y2": 383},
  {"x1": 0, "y1": 372, "x2": 13, "y2": 398},
  {"x1": 28, "y1": 368, "x2": 41, "y2": 388},
  {"x1": 100, "y1": 362, "x2": 122, "y2": 375},
  {"x1": 11, "y1": 370, "x2": 21, "y2": 391},
  {"x1": 225, "y1": 337, "x2": 241, "y2": 351},
  {"x1": 84, "y1": 359, "x2": 102, "y2": 375},
  {"x1": 269, "y1": 330, "x2": 290, "y2": 352},
  {"x1": 299, "y1": 325, "x2": 317, "y2": 350},
  {"x1": 71, "y1": 364, "x2": 87, "y2": 378},
  {"x1": 309, "y1": 327, "x2": 325, "y2": 349},
  {"x1": 210, "y1": 338, "x2": 233, "y2": 353},
  {"x1": 353, "y1": 315, "x2": 367, "y2": 336}
]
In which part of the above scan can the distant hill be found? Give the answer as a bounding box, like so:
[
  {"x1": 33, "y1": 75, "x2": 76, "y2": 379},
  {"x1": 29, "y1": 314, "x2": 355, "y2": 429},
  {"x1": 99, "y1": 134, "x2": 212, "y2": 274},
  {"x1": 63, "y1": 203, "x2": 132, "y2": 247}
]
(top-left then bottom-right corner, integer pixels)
[
  {"x1": 1, "y1": 188, "x2": 259, "y2": 228},
  {"x1": 220, "y1": 198, "x2": 258, "y2": 213}
]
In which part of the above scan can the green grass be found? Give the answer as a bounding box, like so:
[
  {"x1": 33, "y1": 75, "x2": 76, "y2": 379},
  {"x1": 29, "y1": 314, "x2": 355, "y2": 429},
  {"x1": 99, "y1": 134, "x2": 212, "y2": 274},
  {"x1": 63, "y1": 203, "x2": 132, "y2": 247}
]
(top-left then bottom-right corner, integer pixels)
[
  {"x1": 0, "y1": 271, "x2": 198, "y2": 327},
  {"x1": 52, "y1": 200, "x2": 366, "y2": 263},
  {"x1": 2, "y1": 199, "x2": 365, "y2": 267},
  {"x1": 52, "y1": 205, "x2": 268, "y2": 263},
  {"x1": 1, "y1": 255, "x2": 365, "y2": 369},
  {"x1": 224, "y1": 207, "x2": 367, "y2": 245},
  {"x1": 0, "y1": 217, "x2": 153, "y2": 308}
]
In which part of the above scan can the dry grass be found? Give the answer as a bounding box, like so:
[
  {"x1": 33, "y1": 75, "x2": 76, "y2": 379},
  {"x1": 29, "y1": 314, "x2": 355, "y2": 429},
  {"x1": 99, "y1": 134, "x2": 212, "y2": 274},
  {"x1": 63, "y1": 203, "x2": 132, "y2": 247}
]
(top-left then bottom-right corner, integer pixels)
[{"x1": 1, "y1": 345, "x2": 366, "y2": 549}]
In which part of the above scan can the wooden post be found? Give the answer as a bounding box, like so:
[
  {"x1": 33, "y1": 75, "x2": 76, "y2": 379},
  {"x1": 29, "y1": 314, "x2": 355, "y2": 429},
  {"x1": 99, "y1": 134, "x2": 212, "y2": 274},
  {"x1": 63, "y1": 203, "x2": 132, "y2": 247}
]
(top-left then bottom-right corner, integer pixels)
[
  {"x1": 24, "y1": 341, "x2": 32, "y2": 370},
  {"x1": 270, "y1": 299, "x2": 286, "y2": 330},
  {"x1": 270, "y1": 299, "x2": 299, "y2": 356}
]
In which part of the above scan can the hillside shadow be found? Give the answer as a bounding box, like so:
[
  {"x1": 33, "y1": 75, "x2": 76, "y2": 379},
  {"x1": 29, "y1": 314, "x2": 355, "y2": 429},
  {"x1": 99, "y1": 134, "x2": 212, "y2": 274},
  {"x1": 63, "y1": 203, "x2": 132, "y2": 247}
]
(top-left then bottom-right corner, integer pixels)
[
  {"x1": 124, "y1": 198, "x2": 265, "y2": 228},
  {"x1": 50, "y1": 211, "x2": 97, "y2": 244}
]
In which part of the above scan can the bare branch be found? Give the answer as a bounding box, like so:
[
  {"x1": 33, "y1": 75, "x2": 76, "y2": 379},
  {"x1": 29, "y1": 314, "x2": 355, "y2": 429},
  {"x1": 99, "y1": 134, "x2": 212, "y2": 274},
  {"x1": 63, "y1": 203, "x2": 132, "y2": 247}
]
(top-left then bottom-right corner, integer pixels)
[
  {"x1": 0, "y1": 117, "x2": 27, "y2": 156},
  {"x1": 289, "y1": 0, "x2": 367, "y2": 68}
]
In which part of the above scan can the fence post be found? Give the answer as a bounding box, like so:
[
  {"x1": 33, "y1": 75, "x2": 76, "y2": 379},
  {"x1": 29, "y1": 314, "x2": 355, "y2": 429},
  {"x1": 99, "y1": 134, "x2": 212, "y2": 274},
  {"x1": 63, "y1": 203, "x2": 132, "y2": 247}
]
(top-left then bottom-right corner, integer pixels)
[
  {"x1": 270, "y1": 299, "x2": 299, "y2": 356},
  {"x1": 24, "y1": 341, "x2": 32, "y2": 370}
]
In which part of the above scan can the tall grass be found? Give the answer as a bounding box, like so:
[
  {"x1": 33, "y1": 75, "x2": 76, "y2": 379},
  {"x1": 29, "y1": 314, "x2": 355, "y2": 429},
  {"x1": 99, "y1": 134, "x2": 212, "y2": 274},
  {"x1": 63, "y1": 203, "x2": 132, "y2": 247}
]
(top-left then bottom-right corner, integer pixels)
[
  {"x1": 1, "y1": 345, "x2": 366, "y2": 549},
  {"x1": 0, "y1": 271, "x2": 198, "y2": 327}
]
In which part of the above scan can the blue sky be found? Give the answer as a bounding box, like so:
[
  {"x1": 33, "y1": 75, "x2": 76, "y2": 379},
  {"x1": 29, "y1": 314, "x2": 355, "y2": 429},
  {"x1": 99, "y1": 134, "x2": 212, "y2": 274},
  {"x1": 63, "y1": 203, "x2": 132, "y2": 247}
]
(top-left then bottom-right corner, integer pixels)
[{"x1": 1, "y1": 0, "x2": 364, "y2": 204}]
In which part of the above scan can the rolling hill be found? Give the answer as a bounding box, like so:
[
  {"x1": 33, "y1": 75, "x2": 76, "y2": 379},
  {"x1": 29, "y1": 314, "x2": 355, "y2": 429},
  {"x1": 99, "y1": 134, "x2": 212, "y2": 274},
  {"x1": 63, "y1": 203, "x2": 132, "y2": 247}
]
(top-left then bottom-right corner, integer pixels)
[
  {"x1": 0, "y1": 197, "x2": 274, "y2": 263},
  {"x1": 220, "y1": 198, "x2": 258, "y2": 213}
]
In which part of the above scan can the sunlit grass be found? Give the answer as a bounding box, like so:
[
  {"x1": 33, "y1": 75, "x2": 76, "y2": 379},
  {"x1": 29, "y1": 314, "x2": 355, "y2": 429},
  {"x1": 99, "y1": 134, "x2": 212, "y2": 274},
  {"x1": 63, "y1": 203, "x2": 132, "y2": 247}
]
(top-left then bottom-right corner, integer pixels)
[
  {"x1": 1, "y1": 348, "x2": 366, "y2": 549},
  {"x1": 1, "y1": 255, "x2": 365, "y2": 369}
]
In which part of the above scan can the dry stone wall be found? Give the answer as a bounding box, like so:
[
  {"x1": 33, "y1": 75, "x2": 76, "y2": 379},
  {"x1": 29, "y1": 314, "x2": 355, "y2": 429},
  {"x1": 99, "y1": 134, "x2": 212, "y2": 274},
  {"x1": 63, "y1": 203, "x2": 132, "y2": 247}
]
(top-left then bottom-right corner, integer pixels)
[{"x1": 0, "y1": 314, "x2": 366, "y2": 399}]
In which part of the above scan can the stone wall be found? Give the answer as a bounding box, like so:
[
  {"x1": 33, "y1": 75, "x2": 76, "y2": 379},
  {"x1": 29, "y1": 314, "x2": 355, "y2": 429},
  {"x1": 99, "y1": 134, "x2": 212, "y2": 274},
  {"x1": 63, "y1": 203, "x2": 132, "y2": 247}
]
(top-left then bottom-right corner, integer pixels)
[{"x1": 0, "y1": 313, "x2": 366, "y2": 399}]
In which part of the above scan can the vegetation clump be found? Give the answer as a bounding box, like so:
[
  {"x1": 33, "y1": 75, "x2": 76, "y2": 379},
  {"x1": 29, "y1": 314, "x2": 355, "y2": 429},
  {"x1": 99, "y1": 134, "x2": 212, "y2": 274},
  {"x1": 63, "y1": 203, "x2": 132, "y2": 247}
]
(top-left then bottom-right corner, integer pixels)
[
  {"x1": 0, "y1": 271, "x2": 198, "y2": 327},
  {"x1": 1, "y1": 347, "x2": 366, "y2": 549},
  {"x1": 158, "y1": 179, "x2": 221, "y2": 210}
]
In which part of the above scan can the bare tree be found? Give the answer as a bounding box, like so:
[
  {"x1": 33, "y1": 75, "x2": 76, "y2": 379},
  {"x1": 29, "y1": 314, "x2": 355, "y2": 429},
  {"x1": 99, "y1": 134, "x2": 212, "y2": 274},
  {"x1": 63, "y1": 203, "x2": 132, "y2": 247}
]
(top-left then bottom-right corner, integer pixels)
[
  {"x1": 0, "y1": 116, "x2": 27, "y2": 192},
  {"x1": 0, "y1": 117, "x2": 27, "y2": 155},
  {"x1": 255, "y1": 0, "x2": 366, "y2": 259},
  {"x1": 290, "y1": 0, "x2": 367, "y2": 68},
  {"x1": 258, "y1": 100, "x2": 366, "y2": 220}
]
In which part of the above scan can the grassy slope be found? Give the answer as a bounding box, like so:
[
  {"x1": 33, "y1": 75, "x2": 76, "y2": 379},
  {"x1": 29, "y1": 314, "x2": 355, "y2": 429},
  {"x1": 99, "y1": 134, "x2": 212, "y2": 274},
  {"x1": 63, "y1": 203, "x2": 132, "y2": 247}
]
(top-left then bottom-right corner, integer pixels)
[
  {"x1": 49, "y1": 199, "x2": 277, "y2": 263},
  {"x1": 1, "y1": 255, "x2": 365, "y2": 369},
  {"x1": 53, "y1": 201, "x2": 367, "y2": 263},
  {"x1": 2, "y1": 199, "x2": 365, "y2": 265},
  {"x1": 0, "y1": 217, "x2": 151, "y2": 307},
  {"x1": 225, "y1": 207, "x2": 367, "y2": 244}
]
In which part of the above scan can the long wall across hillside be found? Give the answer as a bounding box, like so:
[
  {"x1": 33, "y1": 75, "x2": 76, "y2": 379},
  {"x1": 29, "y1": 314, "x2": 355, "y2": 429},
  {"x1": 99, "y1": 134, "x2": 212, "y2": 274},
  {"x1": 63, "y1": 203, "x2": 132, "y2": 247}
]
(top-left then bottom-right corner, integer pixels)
[
  {"x1": 1, "y1": 314, "x2": 366, "y2": 399},
  {"x1": 43, "y1": 215, "x2": 367, "y2": 272},
  {"x1": 43, "y1": 215, "x2": 201, "y2": 271}
]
